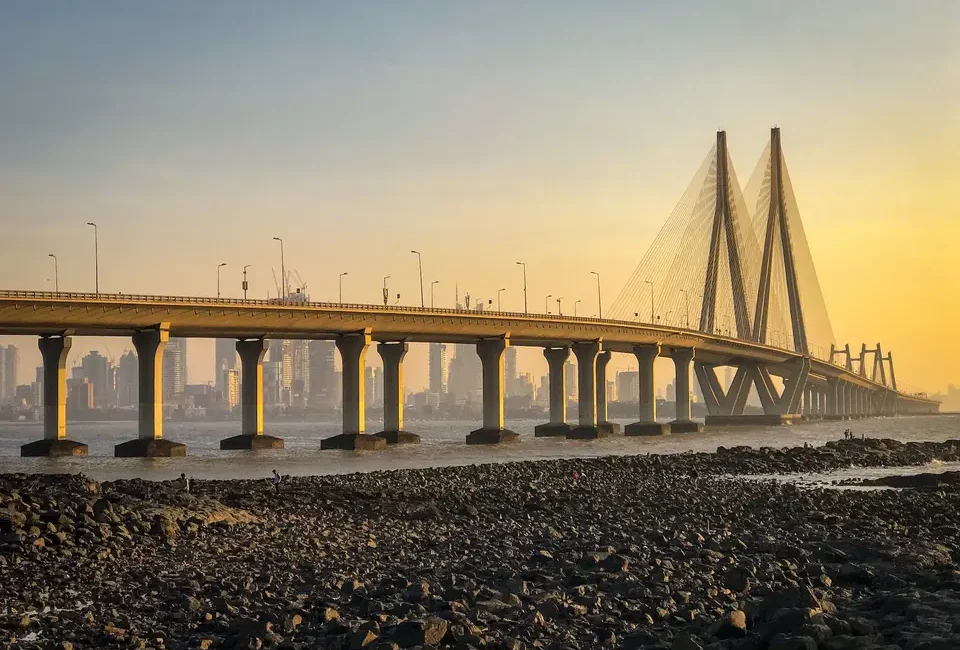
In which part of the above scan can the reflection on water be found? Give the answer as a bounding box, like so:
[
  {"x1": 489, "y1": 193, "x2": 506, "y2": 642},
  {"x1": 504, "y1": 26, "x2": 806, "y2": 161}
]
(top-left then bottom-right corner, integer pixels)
[{"x1": 0, "y1": 414, "x2": 957, "y2": 482}]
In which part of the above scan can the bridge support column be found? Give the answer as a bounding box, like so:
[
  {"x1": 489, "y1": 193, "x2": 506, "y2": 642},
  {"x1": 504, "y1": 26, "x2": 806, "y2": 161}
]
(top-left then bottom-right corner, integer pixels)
[
  {"x1": 824, "y1": 379, "x2": 840, "y2": 419},
  {"x1": 535, "y1": 347, "x2": 571, "y2": 437},
  {"x1": 375, "y1": 342, "x2": 419, "y2": 444},
  {"x1": 467, "y1": 336, "x2": 518, "y2": 444},
  {"x1": 568, "y1": 340, "x2": 603, "y2": 438},
  {"x1": 21, "y1": 336, "x2": 88, "y2": 457},
  {"x1": 670, "y1": 348, "x2": 702, "y2": 433},
  {"x1": 323, "y1": 330, "x2": 384, "y2": 450},
  {"x1": 116, "y1": 324, "x2": 186, "y2": 457},
  {"x1": 595, "y1": 350, "x2": 622, "y2": 435},
  {"x1": 626, "y1": 344, "x2": 669, "y2": 436},
  {"x1": 221, "y1": 339, "x2": 283, "y2": 450}
]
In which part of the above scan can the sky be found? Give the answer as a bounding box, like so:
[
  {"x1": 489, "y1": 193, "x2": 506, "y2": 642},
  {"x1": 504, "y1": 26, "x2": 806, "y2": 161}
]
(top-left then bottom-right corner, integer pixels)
[{"x1": 0, "y1": 1, "x2": 957, "y2": 395}]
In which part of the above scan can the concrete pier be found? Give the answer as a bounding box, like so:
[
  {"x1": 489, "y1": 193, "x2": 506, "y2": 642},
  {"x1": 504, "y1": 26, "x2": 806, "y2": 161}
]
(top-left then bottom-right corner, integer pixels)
[
  {"x1": 375, "y1": 342, "x2": 419, "y2": 444},
  {"x1": 115, "y1": 325, "x2": 186, "y2": 457},
  {"x1": 221, "y1": 339, "x2": 283, "y2": 450},
  {"x1": 568, "y1": 340, "x2": 606, "y2": 439},
  {"x1": 594, "y1": 350, "x2": 622, "y2": 435},
  {"x1": 535, "y1": 347, "x2": 571, "y2": 437},
  {"x1": 625, "y1": 343, "x2": 669, "y2": 436},
  {"x1": 323, "y1": 330, "x2": 385, "y2": 450},
  {"x1": 467, "y1": 336, "x2": 518, "y2": 444},
  {"x1": 670, "y1": 348, "x2": 703, "y2": 433},
  {"x1": 21, "y1": 335, "x2": 88, "y2": 457}
]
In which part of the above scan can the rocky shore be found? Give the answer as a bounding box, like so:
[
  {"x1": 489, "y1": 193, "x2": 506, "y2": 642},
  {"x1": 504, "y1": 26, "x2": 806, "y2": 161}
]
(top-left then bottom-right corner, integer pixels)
[{"x1": 2, "y1": 437, "x2": 959, "y2": 650}]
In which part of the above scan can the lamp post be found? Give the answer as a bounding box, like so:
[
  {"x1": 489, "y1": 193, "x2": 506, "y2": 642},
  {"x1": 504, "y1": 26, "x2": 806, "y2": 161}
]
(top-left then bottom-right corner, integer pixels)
[
  {"x1": 382, "y1": 276, "x2": 391, "y2": 306},
  {"x1": 679, "y1": 289, "x2": 690, "y2": 328},
  {"x1": 431, "y1": 280, "x2": 439, "y2": 308},
  {"x1": 339, "y1": 272, "x2": 348, "y2": 303},
  {"x1": 272, "y1": 237, "x2": 285, "y2": 300},
  {"x1": 217, "y1": 262, "x2": 227, "y2": 299},
  {"x1": 86, "y1": 222, "x2": 99, "y2": 295},
  {"x1": 48, "y1": 254, "x2": 59, "y2": 293},
  {"x1": 590, "y1": 271, "x2": 602, "y2": 318},
  {"x1": 497, "y1": 287, "x2": 506, "y2": 311},
  {"x1": 516, "y1": 261, "x2": 527, "y2": 314},
  {"x1": 575, "y1": 299, "x2": 581, "y2": 316},
  {"x1": 545, "y1": 294, "x2": 552, "y2": 314},
  {"x1": 410, "y1": 250, "x2": 424, "y2": 308},
  {"x1": 556, "y1": 296, "x2": 563, "y2": 316},
  {"x1": 644, "y1": 279, "x2": 654, "y2": 323},
  {"x1": 242, "y1": 265, "x2": 251, "y2": 299}
]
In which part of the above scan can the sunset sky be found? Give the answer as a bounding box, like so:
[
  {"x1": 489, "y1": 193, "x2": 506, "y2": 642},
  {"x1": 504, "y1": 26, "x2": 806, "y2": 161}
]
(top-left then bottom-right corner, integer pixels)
[{"x1": 1, "y1": 2, "x2": 957, "y2": 395}]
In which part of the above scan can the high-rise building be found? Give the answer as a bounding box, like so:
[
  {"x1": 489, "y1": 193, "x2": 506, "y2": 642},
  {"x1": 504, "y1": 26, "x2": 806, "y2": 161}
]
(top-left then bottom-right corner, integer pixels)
[
  {"x1": 0, "y1": 346, "x2": 6, "y2": 403},
  {"x1": 34, "y1": 366, "x2": 44, "y2": 407},
  {"x1": 428, "y1": 343, "x2": 448, "y2": 394},
  {"x1": 364, "y1": 366, "x2": 374, "y2": 405},
  {"x1": 2, "y1": 345, "x2": 19, "y2": 404},
  {"x1": 308, "y1": 340, "x2": 336, "y2": 407},
  {"x1": 616, "y1": 370, "x2": 640, "y2": 403},
  {"x1": 504, "y1": 347, "x2": 517, "y2": 396},
  {"x1": 224, "y1": 368, "x2": 240, "y2": 410},
  {"x1": 163, "y1": 338, "x2": 187, "y2": 397},
  {"x1": 263, "y1": 360, "x2": 282, "y2": 407},
  {"x1": 564, "y1": 361, "x2": 577, "y2": 400},
  {"x1": 278, "y1": 340, "x2": 293, "y2": 392},
  {"x1": 291, "y1": 340, "x2": 310, "y2": 404},
  {"x1": 81, "y1": 351, "x2": 113, "y2": 407},
  {"x1": 116, "y1": 351, "x2": 138, "y2": 408},
  {"x1": 447, "y1": 343, "x2": 482, "y2": 401},
  {"x1": 372, "y1": 367, "x2": 382, "y2": 405},
  {"x1": 215, "y1": 339, "x2": 239, "y2": 394}
]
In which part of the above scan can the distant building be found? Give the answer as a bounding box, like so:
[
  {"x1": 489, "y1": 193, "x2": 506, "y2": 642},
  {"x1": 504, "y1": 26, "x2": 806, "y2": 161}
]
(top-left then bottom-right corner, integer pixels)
[
  {"x1": 214, "y1": 339, "x2": 239, "y2": 394},
  {"x1": 69, "y1": 380, "x2": 94, "y2": 413},
  {"x1": 34, "y1": 366, "x2": 43, "y2": 407},
  {"x1": 225, "y1": 368, "x2": 240, "y2": 410},
  {"x1": 1, "y1": 344, "x2": 19, "y2": 404},
  {"x1": 447, "y1": 344, "x2": 482, "y2": 401},
  {"x1": 81, "y1": 351, "x2": 113, "y2": 408},
  {"x1": 616, "y1": 370, "x2": 639, "y2": 403},
  {"x1": 116, "y1": 351, "x2": 138, "y2": 408},
  {"x1": 364, "y1": 366, "x2": 374, "y2": 405},
  {"x1": 428, "y1": 343, "x2": 448, "y2": 395},
  {"x1": 308, "y1": 340, "x2": 336, "y2": 407},
  {"x1": 564, "y1": 361, "x2": 577, "y2": 400},
  {"x1": 504, "y1": 347, "x2": 518, "y2": 396},
  {"x1": 263, "y1": 360, "x2": 282, "y2": 407},
  {"x1": 163, "y1": 338, "x2": 188, "y2": 398}
]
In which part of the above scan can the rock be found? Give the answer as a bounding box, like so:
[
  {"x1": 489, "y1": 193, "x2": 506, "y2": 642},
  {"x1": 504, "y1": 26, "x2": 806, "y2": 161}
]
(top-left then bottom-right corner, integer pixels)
[
  {"x1": 768, "y1": 635, "x2": 818, "y2": 650},
  {"x1": 711, "y1": 610, "x2": 748, "y2": 639},
  {"x1": 392, "y1": 618, "x2": 449, "y2": 647},
  {"x1": 724, "y1": 566, "x2": 752, "y2": 592}
]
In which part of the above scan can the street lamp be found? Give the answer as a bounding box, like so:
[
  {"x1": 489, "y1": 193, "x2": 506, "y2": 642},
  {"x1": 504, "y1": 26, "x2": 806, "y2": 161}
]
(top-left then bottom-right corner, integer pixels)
[
  {"x1": 431, "y1": 280, "x2": 440, "y2": 308},
  {"x1": 86, "y1": 222, "x2": 99, "y2": 295},
  {"x1": 497, "y1": 287, "x2": 506, "y2": 311},
  {"x1": 216, "y1": 262, "x2": 227, "y2": 298},
  {"x1": 545, "y1": 294, "x2": 552, "y2": 314},
  {"x1": 410, "y1": 250, "x2": 424, "y2": 308},
  {"x1": 643, "y1": 279, "x2": 654, "y2": 323},
  {"x1": 339, "y1": 272, "x2": 348, "y2": 303},
  {"x1": 272, "y1": 237, "x2": 285, "y2": 300},
  {"x1": 556, "y1": 296, "x2": 564, "y2": 316},
  {"x1": 242, "y1": 265, "x2": 251, "y2": 300},
  {"x1": 48, "y1": 254, "x2": 59, "y2": 293},
  {"x1": 575, "y1": 299, "x2": 581, "y2": 316},
  {"x1": 382, "y1": 276, "x2": 391, "y2": 306},
  {"x1": 590, "y1": 271, "x2": 602, "y2": 318},
  {"x1": 679, "y1": 289, "x2": 690, "y2": 328},
  {"x1": 516, "y1": 261, "x2": 527, "y2": 314}
]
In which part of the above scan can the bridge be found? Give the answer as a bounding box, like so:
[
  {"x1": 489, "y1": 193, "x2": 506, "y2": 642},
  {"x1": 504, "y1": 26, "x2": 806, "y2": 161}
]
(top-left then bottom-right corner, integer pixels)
[{"x1": 3, "y1": 128, "x2": 938, "y2": 456}]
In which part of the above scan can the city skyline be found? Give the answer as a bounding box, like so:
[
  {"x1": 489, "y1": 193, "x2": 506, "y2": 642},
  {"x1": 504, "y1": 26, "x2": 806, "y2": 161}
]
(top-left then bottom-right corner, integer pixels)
[{"x1": 0, "y1": 2, "x2": 957, "y2": 394}]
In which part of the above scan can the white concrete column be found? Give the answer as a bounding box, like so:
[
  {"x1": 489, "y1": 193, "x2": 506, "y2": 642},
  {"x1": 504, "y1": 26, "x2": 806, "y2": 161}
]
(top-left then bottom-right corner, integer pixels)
[
  {"x1": 595, "y1": 350, "x2": 612, "y2": 424},
  {"x1": 572, "y1": 341, "x2": 601, "y2": 427},
  {"x1": 39, "y1": 335, "x2": 71, "y2": 441},
  {"x1": 237, "y1": 339, "x2": 269, "y2": 435},
  {"x1": 477, "y1": 336, "x2": 509, "y2": 430},
  {"x1": 672, "y1": 348, "x2": 694, "y2": 422},
  {"x1": 378, "y1": 341, "x2": 408, "y2": 433},
  {"x1": 543, "y1": 347, "x2": 569, "y2": 425},
  {"x1": 633, "y1": 344, "x2": 659, "y2": 423},
  {"x1": 337, "y1": 330, "x2": 371, "y2": 434},
  {"x1": 827, "y1": 379, "x2": 839, "y2": 416},
  {"x1": 133, "y1": 325, "x2": 169, "y2": 440}
]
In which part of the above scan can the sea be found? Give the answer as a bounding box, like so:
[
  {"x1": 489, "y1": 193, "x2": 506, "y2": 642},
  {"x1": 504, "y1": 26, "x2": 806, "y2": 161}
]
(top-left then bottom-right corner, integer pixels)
[{"x1": 0, "y1": 415, "x2": 958, "y2": 482}]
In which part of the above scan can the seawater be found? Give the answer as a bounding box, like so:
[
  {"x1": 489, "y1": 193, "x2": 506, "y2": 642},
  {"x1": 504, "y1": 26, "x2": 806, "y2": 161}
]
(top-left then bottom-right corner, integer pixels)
[{"x1": 0, "y1": 414, "x2": 957, "y2": 482}]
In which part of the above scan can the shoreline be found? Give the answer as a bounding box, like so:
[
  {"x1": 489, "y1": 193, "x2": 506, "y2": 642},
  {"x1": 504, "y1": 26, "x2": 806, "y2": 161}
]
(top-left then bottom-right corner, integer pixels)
[{"x1": 2, "y1": 437, "x2": 960, "y2": 649}]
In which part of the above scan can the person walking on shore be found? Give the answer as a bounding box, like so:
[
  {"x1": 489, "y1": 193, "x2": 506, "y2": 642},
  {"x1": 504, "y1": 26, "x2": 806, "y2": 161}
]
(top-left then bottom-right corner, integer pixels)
[{"x1": 272, "y1": 469, "x2": 282, "y2": 495}]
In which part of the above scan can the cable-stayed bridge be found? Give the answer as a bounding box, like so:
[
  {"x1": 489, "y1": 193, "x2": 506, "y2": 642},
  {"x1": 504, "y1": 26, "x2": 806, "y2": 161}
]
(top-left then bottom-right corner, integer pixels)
[{"x1": 0, "y1": 128, "x2": 938, "y2": 457}]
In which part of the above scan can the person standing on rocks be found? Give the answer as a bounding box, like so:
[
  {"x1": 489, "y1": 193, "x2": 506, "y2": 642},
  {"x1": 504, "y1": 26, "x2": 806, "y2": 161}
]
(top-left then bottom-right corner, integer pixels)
[
  {"x1": 179, "y1": 473, "x2": 191, "y2": 493},
  {"x1": 272, "y1": 469, "x2": 282, "y2": 494}
]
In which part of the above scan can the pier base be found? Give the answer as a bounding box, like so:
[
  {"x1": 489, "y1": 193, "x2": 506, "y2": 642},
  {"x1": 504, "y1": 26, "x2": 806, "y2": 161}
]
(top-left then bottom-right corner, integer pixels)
[
  {"x1": 566, "y1": 426, "x2": 610, "y2": 439},
  {"x1": 320, "y1": 433, "x2": 387, "y2": 451},
  {"x1": 21, "y1": 439, "x2": 88, "y2": 457},
  {"x1": 220, "y1": 434, "x2": 285, "y2": 450},
  {"x1": 114, "y1": 439, "x2": 186, "y2": 457},
  {"x1": 534, "y1": 423, "x2": 571, "y2": 437},
  {"x1": 704, "y1": 414, "x2": 799, "y2": 427},
  {"x1": 375, "y1": 430, "x2": 421, "y2": 445},
  {"x1": 598, "y1": 421, "x2": 622, "y2": 435},
  {"x1": 466, "y1": 428, "x2": 519, "y2": 445},
  {"x1": 669, "y1": 421, "x2": 704, "y2": 434},
  {"x1": 822, "y1": 415, "x2": 846, "y2": 421},
  {"x1": 624, "y1": 422, "x2": 671, "y2": 437}
]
